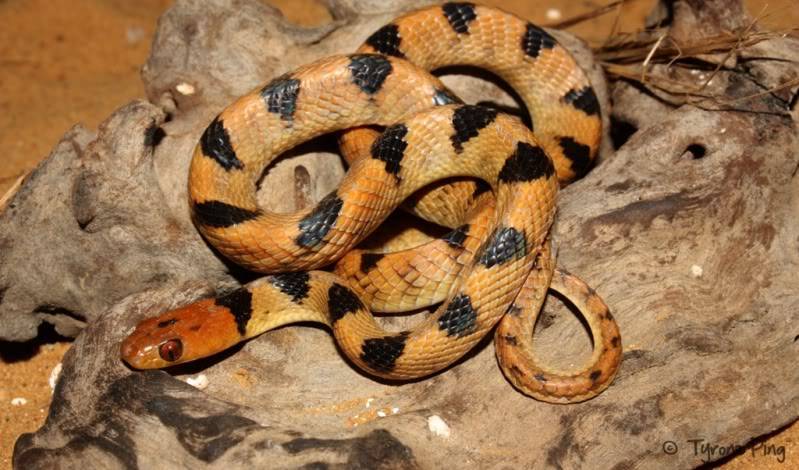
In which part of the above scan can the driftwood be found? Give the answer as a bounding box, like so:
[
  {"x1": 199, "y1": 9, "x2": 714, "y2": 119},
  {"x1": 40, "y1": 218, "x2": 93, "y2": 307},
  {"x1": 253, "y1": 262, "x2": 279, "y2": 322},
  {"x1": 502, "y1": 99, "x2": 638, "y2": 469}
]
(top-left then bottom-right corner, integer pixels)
[{"x1": 6, "y1": 0, "x2": 799, "y2": 467}]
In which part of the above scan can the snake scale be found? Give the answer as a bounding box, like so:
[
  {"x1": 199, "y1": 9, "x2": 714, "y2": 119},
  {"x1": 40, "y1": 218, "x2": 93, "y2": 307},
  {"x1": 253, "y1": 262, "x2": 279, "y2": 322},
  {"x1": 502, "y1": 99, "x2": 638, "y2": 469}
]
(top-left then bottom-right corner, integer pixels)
[{"x1": 121, "y1": 3, "x2": 622, "y2": 403}]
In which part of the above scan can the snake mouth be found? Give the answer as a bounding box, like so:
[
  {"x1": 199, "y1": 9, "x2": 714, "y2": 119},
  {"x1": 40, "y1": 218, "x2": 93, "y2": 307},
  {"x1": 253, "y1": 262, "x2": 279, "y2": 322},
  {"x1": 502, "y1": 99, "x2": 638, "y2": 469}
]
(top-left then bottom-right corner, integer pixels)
[{"x1": 120, "y1": 334, "x2": 148, "y2": 369}]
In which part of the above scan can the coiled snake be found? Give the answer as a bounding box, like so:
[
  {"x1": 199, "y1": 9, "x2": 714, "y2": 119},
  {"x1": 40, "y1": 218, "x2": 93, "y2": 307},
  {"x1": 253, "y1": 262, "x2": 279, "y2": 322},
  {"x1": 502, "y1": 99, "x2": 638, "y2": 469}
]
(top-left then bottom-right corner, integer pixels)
[{"x1": 121, "y1": 3, "x2": 622, "y2": 403}]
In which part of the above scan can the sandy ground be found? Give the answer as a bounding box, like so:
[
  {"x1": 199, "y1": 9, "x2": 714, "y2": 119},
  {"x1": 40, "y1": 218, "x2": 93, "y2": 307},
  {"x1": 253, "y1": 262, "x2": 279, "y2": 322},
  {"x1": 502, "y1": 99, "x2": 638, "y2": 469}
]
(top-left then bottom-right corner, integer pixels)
[{"x1": 0, "y1": 0, "x2": 797, "y2": 468}]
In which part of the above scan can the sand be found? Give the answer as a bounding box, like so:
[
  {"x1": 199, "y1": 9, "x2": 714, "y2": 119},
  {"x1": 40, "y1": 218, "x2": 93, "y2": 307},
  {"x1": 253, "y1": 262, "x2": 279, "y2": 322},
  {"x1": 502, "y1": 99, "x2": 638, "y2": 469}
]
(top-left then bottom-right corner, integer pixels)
[{"x1": 1, "y1": 1, "x2": 796, "y2": 468}]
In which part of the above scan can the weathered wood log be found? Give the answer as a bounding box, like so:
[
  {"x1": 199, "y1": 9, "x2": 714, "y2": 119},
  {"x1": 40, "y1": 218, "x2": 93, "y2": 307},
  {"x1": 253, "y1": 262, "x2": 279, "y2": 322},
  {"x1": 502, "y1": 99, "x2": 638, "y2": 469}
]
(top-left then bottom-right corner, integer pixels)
[{"x1": 7, "y1": 0, "x2": 799, "y2": 468}]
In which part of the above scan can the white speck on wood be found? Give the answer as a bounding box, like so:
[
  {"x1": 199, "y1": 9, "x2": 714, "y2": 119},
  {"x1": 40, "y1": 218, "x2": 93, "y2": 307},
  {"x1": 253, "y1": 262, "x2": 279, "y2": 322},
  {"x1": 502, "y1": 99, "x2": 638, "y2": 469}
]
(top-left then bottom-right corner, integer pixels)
[
  {"x1": 691, "y1": 265, "x2": 703, "y2": 278},
  {"x1": 11, "y1": 397, "x2": 28, "y2": 406},
  {"x1": 428, "y1": 415, "x2": 451, "y2": 438},
  {"x1": 185, "y1": 374, "x2": 209, "y2": 389},
  {"x1": 176, "y1": 83, "x2": 196, "y2": 95},
  {"x1": 49, "y1": 363, "x2": 62, "y2": 391}
]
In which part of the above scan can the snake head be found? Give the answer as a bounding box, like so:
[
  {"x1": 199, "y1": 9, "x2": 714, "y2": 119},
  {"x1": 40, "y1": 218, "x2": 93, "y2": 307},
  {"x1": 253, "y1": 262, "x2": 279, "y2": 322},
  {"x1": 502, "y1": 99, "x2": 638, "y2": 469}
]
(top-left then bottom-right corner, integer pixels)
[{"x1": 120, "y1": 298, "x2": 243, "y2": 369}]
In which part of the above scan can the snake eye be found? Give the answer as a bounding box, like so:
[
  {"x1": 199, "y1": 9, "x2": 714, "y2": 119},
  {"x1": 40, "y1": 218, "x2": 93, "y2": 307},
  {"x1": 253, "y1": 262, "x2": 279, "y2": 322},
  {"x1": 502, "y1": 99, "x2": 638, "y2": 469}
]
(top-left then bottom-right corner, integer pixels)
[{"x1": 158, "y1": 339, "x2": 183, "y2": 362}]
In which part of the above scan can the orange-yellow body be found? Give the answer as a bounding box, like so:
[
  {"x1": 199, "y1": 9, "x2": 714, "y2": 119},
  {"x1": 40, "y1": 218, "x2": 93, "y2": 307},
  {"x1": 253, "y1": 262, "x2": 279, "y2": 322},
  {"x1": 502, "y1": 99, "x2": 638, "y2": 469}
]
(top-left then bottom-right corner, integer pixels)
[{"x1": 121, "y1": 4, "x2": 621, "y2": 403}]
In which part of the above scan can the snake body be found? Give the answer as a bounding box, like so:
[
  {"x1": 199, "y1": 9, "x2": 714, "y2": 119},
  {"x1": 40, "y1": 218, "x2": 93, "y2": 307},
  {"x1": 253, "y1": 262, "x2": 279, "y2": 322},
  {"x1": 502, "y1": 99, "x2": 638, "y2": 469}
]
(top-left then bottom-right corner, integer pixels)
[{"x1": 121, "y1": 3, "x2": 621, "y2": 403}]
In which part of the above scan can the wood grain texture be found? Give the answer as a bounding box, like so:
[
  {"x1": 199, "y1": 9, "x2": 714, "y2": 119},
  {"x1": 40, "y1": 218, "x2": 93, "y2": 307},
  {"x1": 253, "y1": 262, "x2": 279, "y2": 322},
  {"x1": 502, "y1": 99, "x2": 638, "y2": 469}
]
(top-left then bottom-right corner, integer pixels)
[{"x1": 4, "y1": 0, "x2": 799, "y2": 467}]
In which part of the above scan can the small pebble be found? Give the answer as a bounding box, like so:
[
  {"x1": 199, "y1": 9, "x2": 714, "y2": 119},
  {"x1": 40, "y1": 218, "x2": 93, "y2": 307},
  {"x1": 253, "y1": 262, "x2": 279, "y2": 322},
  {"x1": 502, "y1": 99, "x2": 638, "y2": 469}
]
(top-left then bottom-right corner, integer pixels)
[
  {"x1": 176, "y1": 82, "x2": 196, "y2": 95},
  {"x1": 545, "y1": 8, "x2": 562, "y2": 20},
  {"x1": 391, "y1": 407, "x2": 400, "y2": 414},
  {"x1": 427, "y1": 415, "x2": 451, "y2": 438},
  {"x1": 365, "y1": 398, "x2": 374, "y2": 408},
  {"x1": 691, "y1": 264, "x2": 703, "y2": 278},
  {"x1": 11, "y1": 397, "x2": 28, "y2": 406},
  {"x1": 185, "y1": 374, "x2": 209, "y2": 390},
  {"x1": 377, "y1": 410, "x2": 387, "y2": 417},
  {"x1": 126, "y1": 26, "x2": 145, "y2": 45},
  {"x1": 49, "y1": 363, "x2": 62, "y2": 391}
]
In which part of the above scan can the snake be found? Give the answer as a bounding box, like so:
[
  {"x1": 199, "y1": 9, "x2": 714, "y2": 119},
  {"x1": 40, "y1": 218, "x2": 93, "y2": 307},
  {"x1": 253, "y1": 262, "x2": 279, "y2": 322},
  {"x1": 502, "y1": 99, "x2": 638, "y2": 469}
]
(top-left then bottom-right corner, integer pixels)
[{"x1": 121, "y1": 3, "x2": 622, "y2": 403}]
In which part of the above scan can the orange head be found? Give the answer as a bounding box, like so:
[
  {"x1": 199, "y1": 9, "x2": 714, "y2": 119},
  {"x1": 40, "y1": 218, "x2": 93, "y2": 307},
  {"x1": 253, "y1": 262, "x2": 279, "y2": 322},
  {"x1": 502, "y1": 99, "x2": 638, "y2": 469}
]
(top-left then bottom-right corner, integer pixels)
[{"x1": 120, "y1": 298, "x2": 243, "y2": 369}]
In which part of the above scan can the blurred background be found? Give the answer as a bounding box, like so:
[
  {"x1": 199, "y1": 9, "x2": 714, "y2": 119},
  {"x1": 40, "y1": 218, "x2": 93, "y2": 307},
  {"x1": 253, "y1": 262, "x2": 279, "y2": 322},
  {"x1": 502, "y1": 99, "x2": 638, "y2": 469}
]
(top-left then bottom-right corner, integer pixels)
[{"x1": 1, "y1": 0, "x2": 796, "y2": 468}]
